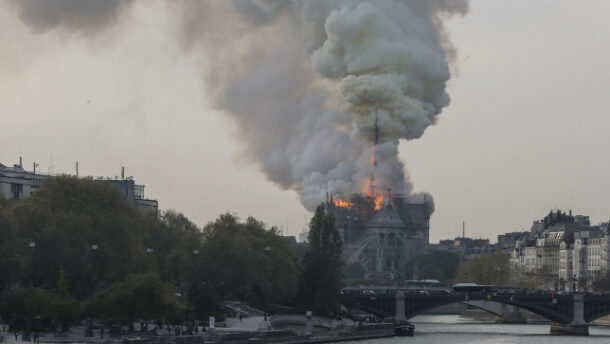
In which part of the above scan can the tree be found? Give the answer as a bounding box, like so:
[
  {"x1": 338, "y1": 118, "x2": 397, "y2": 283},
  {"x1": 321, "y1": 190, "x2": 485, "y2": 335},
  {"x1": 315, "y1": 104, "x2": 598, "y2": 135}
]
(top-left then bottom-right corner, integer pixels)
[
  {"x1": 404, "y1": 251, "x2": 460, "y2": 286},
  {"x1": 509, "y1": 265, "x2": 554, "y2": 289},
  {"x1": 4, "y1": 176, "x2": 153, "y2": 297},
  {"x1": 345, "y1": 262, "x2": 366, "y2": 283},
  {"x1": 456, "y1": 251, "x2": 510, "y2": 286},
  {"x1": 593, "y1": 272, "x2": 610, "y2": 292},
  {"x1": 25, "y1": 289, "x2": 81, "y2": 330},
  {"x1": 0, "y1": 176, "x2": 301, "y2": 325},
  {"x1": 194, "y1": 214, "x2": 298, "y2": 315},
  {"x1": 297, "y1": 204, "x2": 344, "y2": 315},
  {"x1": 91, "y1": 273, "x2": 183, "y2": 329}
]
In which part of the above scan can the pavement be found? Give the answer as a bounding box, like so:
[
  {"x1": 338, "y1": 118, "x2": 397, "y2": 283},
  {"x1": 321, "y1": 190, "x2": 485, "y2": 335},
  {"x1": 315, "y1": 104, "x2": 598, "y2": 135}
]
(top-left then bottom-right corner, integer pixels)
[
  {"x1": 0, "y1": 317, "x2": 270, "y2": 344},
  {"x1": 2, "y1": 326, "x2": 114, "y2": 344},
  {"x1": 223, "y1": 316, "x2": 268, "y2": 332}
]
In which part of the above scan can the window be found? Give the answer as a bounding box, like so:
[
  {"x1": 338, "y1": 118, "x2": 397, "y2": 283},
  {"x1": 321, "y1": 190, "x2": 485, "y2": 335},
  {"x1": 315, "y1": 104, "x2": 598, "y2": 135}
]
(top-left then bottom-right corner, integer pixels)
[
  {"x1": 134, "y1": 184, "x2": 145, "y2": 199},
  {"x1": 10, "y1": 183, "x2": 22, "y2": 200}
]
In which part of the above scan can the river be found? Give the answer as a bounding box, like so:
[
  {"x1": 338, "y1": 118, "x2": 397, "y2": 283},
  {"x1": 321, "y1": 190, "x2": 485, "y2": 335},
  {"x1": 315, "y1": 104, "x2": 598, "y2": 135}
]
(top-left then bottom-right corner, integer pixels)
[{"x1": 348, "y1": 315, "x2": 610, "y2": 344}]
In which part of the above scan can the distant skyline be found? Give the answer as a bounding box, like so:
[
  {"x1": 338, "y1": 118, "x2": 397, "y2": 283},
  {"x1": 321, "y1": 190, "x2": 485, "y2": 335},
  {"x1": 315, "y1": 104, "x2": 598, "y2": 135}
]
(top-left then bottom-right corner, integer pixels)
[{"x1": 2, "y1": 0, "x2": 609, "y2": 242}]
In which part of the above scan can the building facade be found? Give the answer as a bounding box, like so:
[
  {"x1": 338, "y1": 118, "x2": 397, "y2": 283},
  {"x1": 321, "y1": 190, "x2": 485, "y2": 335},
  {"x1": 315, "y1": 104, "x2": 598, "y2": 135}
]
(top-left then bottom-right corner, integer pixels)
[
  {"x1": 326, "y1": 193, "x2": 431, "y2": 279},
  {"x1": 0, "y1": 160, "x2": 158, "y2": 213},
  {"x1": 510, "y1": 210, "x2": 609, "y2": 291},
  {"x1": 0, "y1": 162, "x2": 45, "y2": 200}
]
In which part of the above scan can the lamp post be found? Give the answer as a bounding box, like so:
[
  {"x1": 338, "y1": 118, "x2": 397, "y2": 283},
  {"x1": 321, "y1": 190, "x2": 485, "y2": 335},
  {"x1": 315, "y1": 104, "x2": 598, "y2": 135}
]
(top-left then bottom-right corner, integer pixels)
[
  {"x1": 191, "y1": 249, "x2": 200, "y2": 327},
  {"x1": 264, "y1": 246, "x2": 271, "y2": 323},
  {"x1": 572, "y1": 274, "x2": 577, "y2": 292},
  {"x1": 87, "y1": 244, "x2": 98, "y2": 337},
  {"x1": 28, "y1": 242, "x2": 36, "y2": 287}
]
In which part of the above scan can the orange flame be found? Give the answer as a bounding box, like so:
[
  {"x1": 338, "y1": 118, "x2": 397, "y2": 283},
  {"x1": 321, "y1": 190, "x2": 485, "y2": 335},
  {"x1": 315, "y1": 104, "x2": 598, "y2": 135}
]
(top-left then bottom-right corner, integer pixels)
[
  {"x1": 333, "y1": 199, "x2": 351, "y2": 208},
  {"x1": 373, "y1": 193, "x2": 383, "y2": 210}
]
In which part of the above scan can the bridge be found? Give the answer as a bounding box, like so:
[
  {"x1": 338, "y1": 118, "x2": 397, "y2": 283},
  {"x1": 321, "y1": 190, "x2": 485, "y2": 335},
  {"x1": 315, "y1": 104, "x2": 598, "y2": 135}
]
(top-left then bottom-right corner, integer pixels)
[{"x1": 341, "y1": 288, "x2": 610, "y2": 335}]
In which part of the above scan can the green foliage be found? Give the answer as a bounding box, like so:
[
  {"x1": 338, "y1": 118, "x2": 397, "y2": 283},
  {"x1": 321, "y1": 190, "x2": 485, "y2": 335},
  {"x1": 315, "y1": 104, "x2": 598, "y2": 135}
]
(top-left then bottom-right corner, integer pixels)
[
  {"x1": 25, "y1": 289, "x2": 81, "y2": 328},
  {"x1": 0, "y1": 289, "x2": 28, "y2": 330},
  {"x1": 91, "y1": 272, "x2": 182, "y2": 327},
  {"x1": 197, "y1": 214, "x2": 298, "y2": 314},
  {"x1": 0, "y1": 176, "x2": 300, "y2": 328},
  {"x1": 297, "y1": 204, "x2": 344, "y2": 315},
  {"x1": 345, "y1": 262, "x2": 366, "y2": 283},
  {"x1": 511, "y1": 265, "x2": 554, "y2": 289},
  {"x1": 4, "y1": 176, "x2": 152, "y2": 297},
  {"x1": 405, "y1": 251, "x2": 460, "y2": 286},
  {"x1": 0, "y1": 209, "x2": 23, "y2": 289},
  {"x1": 593, "y1": 272, "x2": 610, "y2": 292},
  {"x1": 456, "y1": 251, "x2": 510, "y2": 285}
]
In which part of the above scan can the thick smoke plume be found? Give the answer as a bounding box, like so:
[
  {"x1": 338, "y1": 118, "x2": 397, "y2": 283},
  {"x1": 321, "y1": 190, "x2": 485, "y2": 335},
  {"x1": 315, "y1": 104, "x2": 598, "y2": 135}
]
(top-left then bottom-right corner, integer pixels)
[
  {"x1": 9, "y1": 0, "x2": 133, "y2": 37},
  {"x1": 174, "y1": 0, "x2": 468, "y2": 211},
  {"x1": 8, "y1": 0, "x2": 468, "y2": 212}
]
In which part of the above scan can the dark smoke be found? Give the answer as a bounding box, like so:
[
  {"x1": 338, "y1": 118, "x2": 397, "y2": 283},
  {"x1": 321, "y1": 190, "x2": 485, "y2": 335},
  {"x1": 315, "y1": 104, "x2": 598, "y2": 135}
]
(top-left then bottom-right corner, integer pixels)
[{"x1": 10, "y1": 0, "x2": 133, "y2": 36}]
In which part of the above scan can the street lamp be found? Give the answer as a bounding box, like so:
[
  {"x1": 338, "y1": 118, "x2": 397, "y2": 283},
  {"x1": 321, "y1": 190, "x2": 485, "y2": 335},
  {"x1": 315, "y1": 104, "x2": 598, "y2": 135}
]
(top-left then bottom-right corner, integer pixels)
[
  {"x1": 87, "y1": 244, "x2": 99, "y2": 337},
  {"x1": 191, "y1": 249, "x2": 201, "y2": 327},
  {"x1": 264, "y1": 246, "x2": 271, "y2": 323},
  {"x1": 28, "y1": 242, "x2": 36, "y2": 287},
  {"x1": 572, "y1": 274, "x2": 577, "y2": 292}
]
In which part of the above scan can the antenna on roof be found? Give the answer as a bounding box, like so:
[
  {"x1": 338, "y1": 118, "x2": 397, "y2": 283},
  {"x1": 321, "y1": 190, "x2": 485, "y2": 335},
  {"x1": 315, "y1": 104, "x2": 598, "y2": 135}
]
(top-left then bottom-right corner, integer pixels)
[
  {"x1": 462, "y1": 221, "x2": 465, "y2": 238},
  {"x1": 121, "y1": 164, "x2": 125, "y2": 179},
  {"x1": 76, "y1": 161, "x2": 79, "y2": 177}
]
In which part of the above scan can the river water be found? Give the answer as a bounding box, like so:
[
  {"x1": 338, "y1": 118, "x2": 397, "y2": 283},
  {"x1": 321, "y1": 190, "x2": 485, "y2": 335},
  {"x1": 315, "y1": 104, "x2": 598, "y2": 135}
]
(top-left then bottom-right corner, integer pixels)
[{"x1": 348, "y1": 315, "x2": 610, "y2": 344}]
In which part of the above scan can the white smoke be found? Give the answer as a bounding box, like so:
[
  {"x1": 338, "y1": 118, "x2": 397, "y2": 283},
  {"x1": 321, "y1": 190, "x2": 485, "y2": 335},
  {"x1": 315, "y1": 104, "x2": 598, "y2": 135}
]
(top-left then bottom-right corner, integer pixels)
[
  {"x1": 8, "y1": 0, "x2": 468, "y2": 212},
  {"x1": 175, "y1": 0, "x2": 468, "y2": 210}
]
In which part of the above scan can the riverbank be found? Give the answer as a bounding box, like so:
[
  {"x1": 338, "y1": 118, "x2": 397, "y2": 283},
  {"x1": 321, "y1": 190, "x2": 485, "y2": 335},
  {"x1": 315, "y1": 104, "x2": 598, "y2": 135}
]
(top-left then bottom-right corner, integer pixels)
[{"x1": 0, "y1": 319, "x2": 394, "y2": 344}]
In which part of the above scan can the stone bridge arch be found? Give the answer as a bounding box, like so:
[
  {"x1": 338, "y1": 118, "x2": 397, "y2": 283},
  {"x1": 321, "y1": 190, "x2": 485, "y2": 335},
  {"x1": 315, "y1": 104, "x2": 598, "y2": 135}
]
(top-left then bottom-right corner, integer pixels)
[
  {"x1": 341, "y1": 292, "x2": 573, "y2": 324},
  {"x1": 584, "y1": 295, "x2": 610, "y2": 323}
]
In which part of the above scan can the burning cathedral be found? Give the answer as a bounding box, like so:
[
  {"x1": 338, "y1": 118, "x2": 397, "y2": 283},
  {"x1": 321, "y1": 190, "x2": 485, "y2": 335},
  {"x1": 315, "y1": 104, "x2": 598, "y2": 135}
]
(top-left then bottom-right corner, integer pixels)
[
  {"x1": 326, "y1": 114, "x2": 432, "y2": 279},
  {"x1": 326, "y1": 192, "x2": 430, "y2": 278}
]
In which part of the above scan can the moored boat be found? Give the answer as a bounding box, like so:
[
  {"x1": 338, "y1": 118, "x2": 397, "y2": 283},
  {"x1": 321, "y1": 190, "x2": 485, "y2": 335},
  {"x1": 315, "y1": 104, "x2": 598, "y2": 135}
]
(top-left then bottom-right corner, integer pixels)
[{"x1": 394, "y1": 320, "x2": 415, "y2": 336}]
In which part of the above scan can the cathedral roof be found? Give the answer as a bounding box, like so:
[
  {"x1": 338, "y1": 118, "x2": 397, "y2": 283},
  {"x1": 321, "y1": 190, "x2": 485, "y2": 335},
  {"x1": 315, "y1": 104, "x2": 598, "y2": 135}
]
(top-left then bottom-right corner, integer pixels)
[{"x1": 366, "y1": 203, "x2": 405, "y2": 229}]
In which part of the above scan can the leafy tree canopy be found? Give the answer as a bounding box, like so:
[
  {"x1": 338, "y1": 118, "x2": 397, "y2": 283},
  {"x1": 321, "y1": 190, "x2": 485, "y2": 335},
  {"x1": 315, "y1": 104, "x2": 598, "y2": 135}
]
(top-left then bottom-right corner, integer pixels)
[
  {"x1": 297, "y1": 204, "x2": 344, "y2": 315},
  {"x1": 0, "y1": 176, "x2": 300, "y2": 328},
  {"x1": 456, "y1": 251, "x2": 510, "y2": 286},
  {"x1": 405, "y1": 250, "x2": 460, "y2": 286}
]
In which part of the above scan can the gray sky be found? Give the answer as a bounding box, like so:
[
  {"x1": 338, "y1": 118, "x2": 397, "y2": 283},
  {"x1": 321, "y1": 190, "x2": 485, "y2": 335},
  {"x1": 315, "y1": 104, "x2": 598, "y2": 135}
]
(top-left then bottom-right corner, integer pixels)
[{"x1": 1, "y1": 0, "x2": 609, "y2": 242}]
